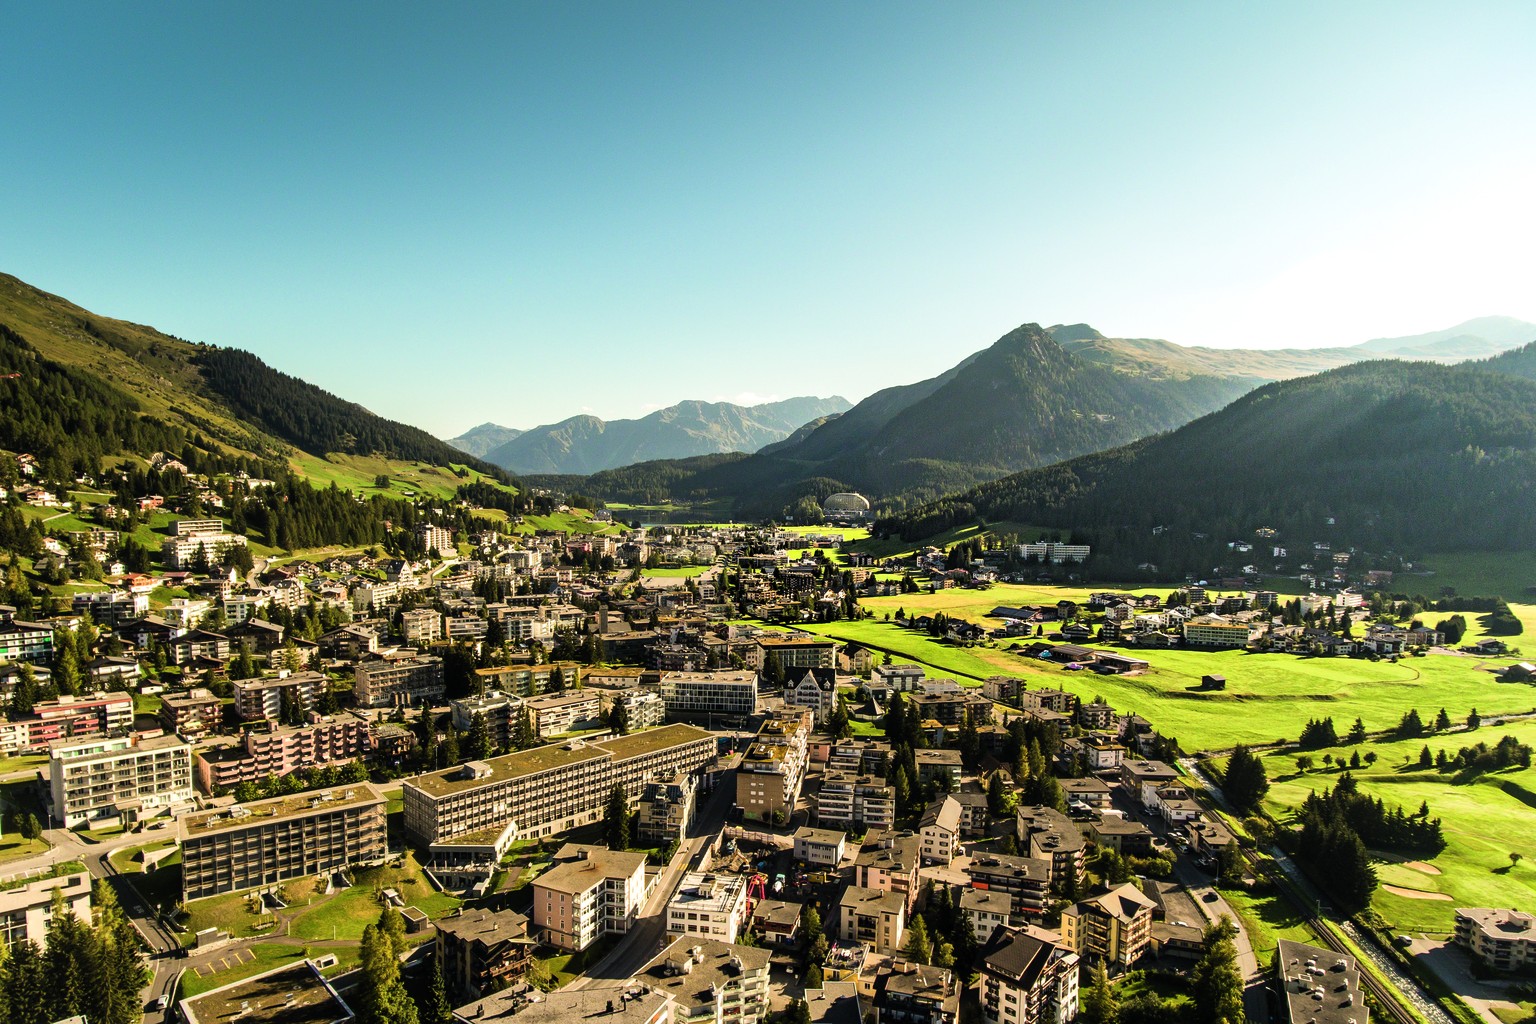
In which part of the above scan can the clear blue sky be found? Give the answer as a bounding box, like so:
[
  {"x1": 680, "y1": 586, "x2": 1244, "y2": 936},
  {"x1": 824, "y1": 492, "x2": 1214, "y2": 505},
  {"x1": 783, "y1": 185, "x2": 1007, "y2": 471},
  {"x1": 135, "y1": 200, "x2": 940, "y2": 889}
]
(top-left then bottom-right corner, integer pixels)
[{"x1": 5, "y1": 2, "x2": 1534, "y2": 436}]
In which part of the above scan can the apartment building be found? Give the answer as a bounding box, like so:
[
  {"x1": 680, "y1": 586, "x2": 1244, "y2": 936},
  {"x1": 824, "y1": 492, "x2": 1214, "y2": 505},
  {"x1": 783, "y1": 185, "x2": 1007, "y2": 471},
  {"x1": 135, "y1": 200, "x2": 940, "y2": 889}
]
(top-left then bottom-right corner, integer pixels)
[
  {"x1": 194, "y1": 713, "x2": 373, "y2": 793},
  {"x1": 2, "y1": 691, "x2": 136, "y2": 754},
  {"x1": 967, "y1": 854, "x2": 1052, "y2": 920},
  {"x1": 0, "y1": 608, "x2": 55, "y2": 666},
  {"x1": 435, "y1": 908, "x2": 534, "y2": 1001},
  {"x1": 161, "y1": 519, "x2": 247, "y2": 570},
  {"x1": 353, "y1": 652, "x2": 445, "y2": 708},
  {"x1": 402, "y1": 723, "x2": 716, "y2": 846},
  {"x1": 838, "y1": 885, "x2": 907, "y2": 954},
  {"x1": 735, "y1": 710, "x2": 811, "y2": 824},
  {"x1": 475, "y1": 662, "x2": 584, "y2": 698},
  {"x1": 159, "y1": 687, "x2": 224, "y2": 739},
  {"x1": 234, "y1": 672, "x2": 329, "y2": 721},
  {"x1": 613, "y1": 688, "x2": 668, "y2": 731},
  {"x1": 71, "y1": 589, "x2": 148, "y2": 627},
  {"x1": 1274, "y1": 939, "x2": 1367, "y2": 1024},
  {"x1": 1455, "y1": 908, "x2": 1536, "y2": 971},
  {"x1": 1059, "y1": 883, "x2": 1155, "y2": 969},
  {"x1": 658, "y1": 670, "x2": 759, "y2": 720},
  {"x1": 668, "y1": 871, "x2": 751, "y2": 944},
  {"x1": 180, "y1": 784, "x2": 388, "y2": 901},
  {"x1": 855, "y1": 830, "x2": 924, "y2": 911},
  {"x1": 636, "y1": 771, "x2": 697, "y2": 844},
  {"x1": 401, "y1": 608, "x2": 443, "y2": 644},
  {"x1": 417, "y1": 524, "x2": 455, "y2": 557},
  {"x1": 49, "y1": 733, "x2": 193, "y2": 827},
  {"x1": 0, "y1": 871, "x2": 92, "y2": 945},
  {"x1": 874, "y1": 962, "x2": 959, "y2": 1024},
  {"x1": 525, "y1": 691, "x2": 603, "y2": 737},
  {"x1": 1181, "y1": 615, "x2": 1261, "y2": 649},
  {"x1": 641, "y1": 938, "x2": 771, "y2": 1024},
  {"x1": 1014, "y1": 806, "x2": 1086, "y2": 889},
  {"x1": 755, "y1": 635, "x2": 837, "y2": 671},
  {"x1": 815, "y1": 772, "x2": 895, "y2": 832},
  {"x1": 919, "y1": 796, "x2": 962, "y2": 866},
  {"x1": 961, "y1": 889, "x2": 1013, "y2": 944},
  {"x1": 784, "y1": 667, "x2": 838, "y2": 723},
  {"x1": 531, "y1": 846, "x2": 647, "y2": 951},
  {"x1": 978, "y1": 926, "x2": 1080, "y2": 1024},
  {"x1": 792, "y1": 827, "x2": 846, "y2": 868}
]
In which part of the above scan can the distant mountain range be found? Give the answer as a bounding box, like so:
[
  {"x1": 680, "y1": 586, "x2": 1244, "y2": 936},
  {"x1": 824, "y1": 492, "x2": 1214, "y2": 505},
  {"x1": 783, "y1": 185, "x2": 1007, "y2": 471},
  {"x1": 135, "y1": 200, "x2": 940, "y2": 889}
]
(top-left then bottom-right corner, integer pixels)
[
  {"x1": 448, "y1": 396, "x2": 852, "y2": 475},
  {"x1": 557, "y1": 316, "x2": 1536, "y2": 519},
  {"x1": 877, "y1": 343, "x2": 1536, "y2": 574}
]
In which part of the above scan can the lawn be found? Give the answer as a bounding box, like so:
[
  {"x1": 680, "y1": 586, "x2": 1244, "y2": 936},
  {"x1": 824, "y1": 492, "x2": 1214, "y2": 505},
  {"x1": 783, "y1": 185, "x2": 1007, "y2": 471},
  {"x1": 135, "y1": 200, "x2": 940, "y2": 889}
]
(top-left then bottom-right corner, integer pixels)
[
  {"x1": 0, "y1": 834, "x2": 51, "y2": 865},
  {"x1": 641, "y1": 566, "x2": 712, "y2": 579},
  {"x1": 109, "y1": 838, "x2": 179, "y2": 874},
  {"x1": 184, "y1": 889, "x2": 283, "y2": 939},
  {"x1": 176, "y1": 943, "x2": 317, "y2": 999},
  {"x1": 1219, "y1": 883, "x2": 1316, "y2": 962},
  {"x1": 0, "y1": 754, "x2": 47, "y2": 776},
  {"x1": 286, "y1": 852, "x2": 459, "y2": 941},
  {"x1": 800, "y1": 595, "x2": 1536, "y2": 753},
  {"x1": 1256, "y1": 719, "x2": 1536, "y2": 933},
  {"x1": 287, "y1": 452, "x2": 513, "y2": 502}
]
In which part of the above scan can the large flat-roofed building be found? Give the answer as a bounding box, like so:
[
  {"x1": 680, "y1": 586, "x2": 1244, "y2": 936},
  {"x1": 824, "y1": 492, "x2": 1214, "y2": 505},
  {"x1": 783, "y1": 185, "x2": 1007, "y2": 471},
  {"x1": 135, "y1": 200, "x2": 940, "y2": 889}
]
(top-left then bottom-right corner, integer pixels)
[
  {"x1": 967, "y1": 853, "x2": 1052, "y2": 920},
  {"x1": 0, "y1": 610, "x2": 54, "y2": 666},
  {"x1": 658, "y1": 670, "x2": 759, "y2": 720},
  {"x1": 161, "y1": 524, "x2": 248, "y2": 570},
  {"x1": 0, "y1": 871, "x2": 92, "y2": 945},
  {"x1": 525, "y1": 691, "x2": 603, "y2": 737},
  {"x1": 1274, "y1": 938, "x2": 1367, "y2": 1024},
  {"x1": 1181, "y1": 615, "x2": 1260, "y2": 649},
  {"x1": 1455, "y1": 908, "x2": 1536, "y2": 971},
  {"x1": 402, "y1": 724, "x2": 716, "y2": 846},
  {"x1": 735, "y1": 710, "x2": 811, "y2": 824},
  {"x1": 640, "y1": 937, "x2": 772, "y2": 1024},
  {"x1": 234, "y1": 671, "x2": 328, "y2": 721},
  {"x1": 49, "y1": 734, "x2": 193, "y2": 827},
  {"x1": 181, "y1": 958, "x2": 355, "y2": 1024},
  {"x1": 755, "y1": 636, "x2": 837, "y2": 671},
  {"x1": 474, "y1": 662, "x2": 584, "y2": 698},
  {"x1": 354, "y1": 652, "x2": 445, "y2": 708},
  {"x1": 6, "y1": 691, "x2": 136, "y2": 753},
  {"x1": 531, "y1": 846, "x2": 647, "y2": 951},
  {"x1": 180, "y1": 784, "x2": 387, "y2": 901},
  {"x1": 667, "y1": 871, "x2": 751, "y2": 944}
]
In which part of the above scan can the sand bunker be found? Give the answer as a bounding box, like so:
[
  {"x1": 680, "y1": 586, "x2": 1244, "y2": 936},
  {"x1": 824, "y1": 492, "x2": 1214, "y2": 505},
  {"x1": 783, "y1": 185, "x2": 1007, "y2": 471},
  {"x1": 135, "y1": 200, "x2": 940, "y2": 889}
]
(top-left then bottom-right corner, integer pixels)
[
  {"x1": 1404, "y1": 861, "x2": 1442, "y2": 875},
  {"x1": 1383, "y1": 884, "x2": 1452, "y2": 901}
]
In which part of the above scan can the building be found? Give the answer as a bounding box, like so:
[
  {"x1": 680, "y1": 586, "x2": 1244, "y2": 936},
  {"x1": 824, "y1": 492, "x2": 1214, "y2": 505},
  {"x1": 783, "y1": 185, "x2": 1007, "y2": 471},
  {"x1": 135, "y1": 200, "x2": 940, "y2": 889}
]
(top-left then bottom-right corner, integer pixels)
[
  {"x1": 525, "y1": 691, "x2": 603, "y2": 737},
  {"x1": 161, "y1": 520, "x2": 248, "y2": 570},
  {"x1": 919, "y1": 796, "x2": 962, "y2": 866},
  {"x1": 1059, "y1": 883, "x2": 1155, "y2": 969},
  {"x1": 659, "y1": 670, "x2": 759, "y2": 720},
  {"x1": 179, "y1": 784, "x2": 388, "y2": 901},
  {"x1": 613, "y1": 688, "x2": 668, "y2": 731},
  {"x1": 912, "y1": 749, "x2": 964, "y2": 790},
  {"x1": 401, "y1": 608, "x2": 443, "y2": 643},
  {"x1": 475, "y1": 662, "x2": 585, "y2": 698},
  {"x1": 961, "y1": 889, "x2": 1013, "y2": 944},
  {"x1": 233, "y1": 671, "x2": 329, "y2": 721},
  {"x1": 855, "y1": 830, "x2": 923, "y2": 910},
  {"x1": 735, "y1": 710, "x2": 811, "y2": 824},
  {"x1": 792, "y1": 826, "x2": 847, "y2": 868},
  {"x1": 1455, "y1": 908, "x2": 1536, "y2": 971},
  {"x1": 194, "y1": 713, "x2": 373, "y2": 793},
  {"x1": 402, "y1": 724, "x2": 716, "y2": 846},
  {"x1": 181, "y1": 958, "x2": 356, "y2": 1024},
  {"x1": 967, "y1": 854, "x2": 1052, "y2": 920},
  {"x1": 435, "y1": 908, "x2": 535, "y2": 1001},
  {"x1": 354, "y1": 652, "x2": 445, "y2": 708},
  {"x1": 531, "y1": 846, "x2": 648, "y2": 951},
  {"x1": 6, "y1": 691, "x2": 135, "y2": 754},
  {"x1": 838, "y1": 885, "x2": 906, "y2": 954},
  {"x1": 1015, "y1": 542, "x2": 1090, "y2": 564},
  {"x1": 977, "y1": 926, "x2": 1080, "y2": 1024},
  {"x1": 71, "y1": 590, "x2": 148, "y2": 627},
  {"x1": 1120, "y1": 760, "x2": 1179, "y2": 805},
  {"x1": 748, "y1": 899, "x2": 802, "y2": 951},
  {"x1": 641, "y1": 938, "x2": 772, "y2": 1024},
  {"x1": 756, "y1": 636, "x2": 837, "y2": 671},
  {"x1": 815, "y1": 772, "x2": 895, "y2": 832},
  {"x1": 49, "y1": 734, "x2": 194, "y2": 827},
  {"x1": 1014, "y1": 806, "x2": 1086, "y2": 888},
  {"x1": 0, "y1": 871, "x2": 92, "y2": 945},
  {"x1": 452, "y1": 981, "x2": 674, "y2": 1024},
  {"x1": 636, "y1": 771, "x2": 698, "y2": 844},
  {"x1": 0, "y1": 609, "x2": 56, "y2": 666},
  {"x1": 1181, "y1": 615, "x2": 1260, "y2": 649},
  {"x1": 158, "y1": 687, "x2": 224, "y2": 739},
  {"x1": 1274, "y1": 938, "x2": 1367, "y2": 1024},
  {"x1": 874, "y1": 963, "x2": 958, "y2": 1024},
  {"x1": 418, "y1": 524, "x2": 456, "y2": 557},
  {"x1": 785, "y1": 667, "x2": 839, "y2": 724},
  {"x1": 668, "y1": 871, "x2": 751, "y2": 944}
]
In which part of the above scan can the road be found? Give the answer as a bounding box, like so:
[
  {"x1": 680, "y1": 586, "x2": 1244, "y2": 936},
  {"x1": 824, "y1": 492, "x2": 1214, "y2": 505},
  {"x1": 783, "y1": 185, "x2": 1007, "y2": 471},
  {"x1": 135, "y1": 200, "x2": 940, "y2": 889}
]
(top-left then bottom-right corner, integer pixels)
[{"x1": 567, "y1": 768, "x2": 737, "y2": 990}]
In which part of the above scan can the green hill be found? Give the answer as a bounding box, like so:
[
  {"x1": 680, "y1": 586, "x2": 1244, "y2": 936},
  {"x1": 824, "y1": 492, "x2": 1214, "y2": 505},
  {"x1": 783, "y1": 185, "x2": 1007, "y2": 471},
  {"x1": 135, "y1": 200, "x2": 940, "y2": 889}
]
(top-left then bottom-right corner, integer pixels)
[{"x1": 876, "y1": 359, "x2": 1536, "y2": 577}]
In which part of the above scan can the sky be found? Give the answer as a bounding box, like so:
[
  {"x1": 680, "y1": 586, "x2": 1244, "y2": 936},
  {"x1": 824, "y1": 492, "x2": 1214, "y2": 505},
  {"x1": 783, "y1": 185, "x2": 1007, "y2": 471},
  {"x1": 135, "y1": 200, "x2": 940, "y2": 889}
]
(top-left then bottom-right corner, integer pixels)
[{"x1": 4, "y1": 2, "x2": 1535, "y2": 436}]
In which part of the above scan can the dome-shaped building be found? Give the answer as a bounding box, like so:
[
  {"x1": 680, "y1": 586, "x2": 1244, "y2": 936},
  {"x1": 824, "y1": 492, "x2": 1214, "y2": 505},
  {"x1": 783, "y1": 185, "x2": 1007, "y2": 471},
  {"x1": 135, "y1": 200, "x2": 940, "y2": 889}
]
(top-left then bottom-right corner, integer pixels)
[{"x1": 822, "y1": 492, "x2": 872, "y2": 522}]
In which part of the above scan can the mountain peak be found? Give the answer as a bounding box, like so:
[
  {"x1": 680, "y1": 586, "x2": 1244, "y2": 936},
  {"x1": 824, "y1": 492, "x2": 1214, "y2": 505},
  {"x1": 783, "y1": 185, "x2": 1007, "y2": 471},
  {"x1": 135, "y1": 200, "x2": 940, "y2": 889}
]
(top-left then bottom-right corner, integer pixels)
[{"x1": 1047, "y1": 323, "x2": 1106, "y2": 343}]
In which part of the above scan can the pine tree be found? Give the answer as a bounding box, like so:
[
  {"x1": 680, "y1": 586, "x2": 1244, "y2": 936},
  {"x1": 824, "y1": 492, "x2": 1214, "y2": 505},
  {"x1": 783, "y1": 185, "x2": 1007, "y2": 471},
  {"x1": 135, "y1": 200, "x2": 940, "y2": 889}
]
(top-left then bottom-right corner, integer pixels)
[
  {"x1": 513, "y1": 707, "x2": 536, "y2": 750},
  {"x1": 902, "y1": 914, "x2": 932, "y2": 965},
  {"x1": 466, "y1": 711, "x2": 493, "y2": 761},
  {"x1": 1222, "y1": 744, "x2": 1269, "y2": 814},
  {"x1": 1079, "y1": 961, "x2": 1118, "y2": 1024},
  {"x1": 609, "y1": 700, "x2": 630, "y2": 736},
  {"x1": 603, "y1": 783, "x2": 631, "y2": 850},
  {"x1": 1192, "y1": 917, "x2": 1245, "y2": 1024},
  {"x1": 44, "y1": 887, "x2": 93, "y2": 1022},
  {"x1": 357, "y1": 920, "x2": 420, "y2": 1024}
]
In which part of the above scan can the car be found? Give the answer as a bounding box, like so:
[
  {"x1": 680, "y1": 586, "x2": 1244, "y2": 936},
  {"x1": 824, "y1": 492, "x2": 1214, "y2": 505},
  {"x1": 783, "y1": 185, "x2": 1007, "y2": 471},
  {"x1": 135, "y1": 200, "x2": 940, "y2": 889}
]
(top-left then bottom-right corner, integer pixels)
[
  {"x1": 1202, "y1": 891, "x2": 1219, "y2": 902},
  {"x1": 151, "y1": 995, "x2": 170, "y2": 1010}
]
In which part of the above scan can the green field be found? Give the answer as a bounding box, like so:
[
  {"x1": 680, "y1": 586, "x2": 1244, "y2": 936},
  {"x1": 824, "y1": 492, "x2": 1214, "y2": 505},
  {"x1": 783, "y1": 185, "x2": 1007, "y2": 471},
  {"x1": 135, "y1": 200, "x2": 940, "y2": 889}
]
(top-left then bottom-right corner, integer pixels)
[
  {"x1": 1411, "y1": 551, "x2": 1536, "y2": 606},
  {"x1": 177, "y1": 943, "x2": 318, "y2": 999},
  {"x1": 812, "y1": 586, "x2": 1536, "y2": 752},
  {"x1": 287, "y1": 452, "x2": 512, "y2": 502},
  {"x1": 1255, "y1": 718, "x2": 1536, "y2": 933},
  {"x1": 641, "y1": 566, "x2": 712, "y2": 579},
  {"x1": 286, "y1": 852, "x2": 458, "y2": 941}
]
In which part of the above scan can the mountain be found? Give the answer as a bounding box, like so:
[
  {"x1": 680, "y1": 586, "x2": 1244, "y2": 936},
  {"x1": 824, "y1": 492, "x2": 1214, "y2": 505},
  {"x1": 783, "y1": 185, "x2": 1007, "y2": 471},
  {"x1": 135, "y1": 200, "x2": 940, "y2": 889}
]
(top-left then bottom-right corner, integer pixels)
[
  {"x1": 877, "y1": 358, "x2": 1536, "y2": 576},
  {"x1": 0, "y1": 271, "x2": 510, "y2": 489},
  {"x1": 446, "y1": 422, "x2": 524, "y2": 459},
  {"x1": 573, "y1": 324, "x2": 1261, "y2": 518},
  {"x1": 1051, "y1": 316, "x2": 1536, "y2": 382},
  {"x1": 1476, "y1": 340, "x2": 1536, "y2": 382},
  {"x1": 479, "y1": 395, "x2": 852, "y2": 474}
]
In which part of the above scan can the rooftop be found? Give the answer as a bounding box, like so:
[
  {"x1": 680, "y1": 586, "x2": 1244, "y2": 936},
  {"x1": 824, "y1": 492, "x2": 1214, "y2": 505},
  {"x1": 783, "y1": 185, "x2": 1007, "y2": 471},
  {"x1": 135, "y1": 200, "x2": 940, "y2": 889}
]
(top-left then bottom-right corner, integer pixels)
[
  {"x1": 639, "y1": 937, "x2": 771, "y2": 1009},
  {"x1": 181, "y1": 959, "x2": 351, "y2": 1024},
  {"x1": 182, "y1": 783, "x2": 382, "y2": 836},
  {"x1": 534, "y1": 849, "x2": 647, "y2": 894}
]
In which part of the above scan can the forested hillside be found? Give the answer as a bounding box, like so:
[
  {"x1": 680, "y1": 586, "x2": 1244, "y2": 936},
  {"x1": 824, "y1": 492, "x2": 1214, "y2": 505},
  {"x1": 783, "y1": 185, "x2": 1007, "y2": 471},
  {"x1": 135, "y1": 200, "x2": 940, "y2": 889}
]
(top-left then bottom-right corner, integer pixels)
[{"x1": 877, "y1": 360, "x2": 1536, "y2": 576}]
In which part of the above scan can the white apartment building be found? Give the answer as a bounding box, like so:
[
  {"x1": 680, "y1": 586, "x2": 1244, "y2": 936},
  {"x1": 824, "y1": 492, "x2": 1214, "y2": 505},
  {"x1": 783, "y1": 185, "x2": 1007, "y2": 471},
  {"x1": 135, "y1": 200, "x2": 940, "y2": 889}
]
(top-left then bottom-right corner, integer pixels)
[
  {"x1": 234, "y1": 671, "x2": 329, "y2": 721},
  {"x1": 668, "y1": 871, "x2": 751, "y2": 944},
  {"x1": 641, "y1": 939, "x2": 771, "y2": 1024},
  {"x1": 659, "y1": 671, "x2": 759, "y2": 719},
  {"x1": 532, "y1": 847, "x2": 648, "y2": 951},
  {"x1": 49, "y1": 734, "x2": 194, "y2": 827}
]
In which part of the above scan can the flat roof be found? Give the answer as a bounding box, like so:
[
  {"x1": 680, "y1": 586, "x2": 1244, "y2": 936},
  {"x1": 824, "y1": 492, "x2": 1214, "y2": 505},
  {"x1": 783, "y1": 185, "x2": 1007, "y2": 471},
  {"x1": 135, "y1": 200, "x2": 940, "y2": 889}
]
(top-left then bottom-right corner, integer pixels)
[
  {"x1": 595, "y1": 723, "x2": 712, "y2": 760},
  {"x1": 181, "y1": 959, "x2": 351, "y2": 1024},
  {"x1": 408, "y1": 741, "x2": 608, "y2": 797},
  {"x1": 183, "y1": 783, "x2": 382, "y2": 836}
]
